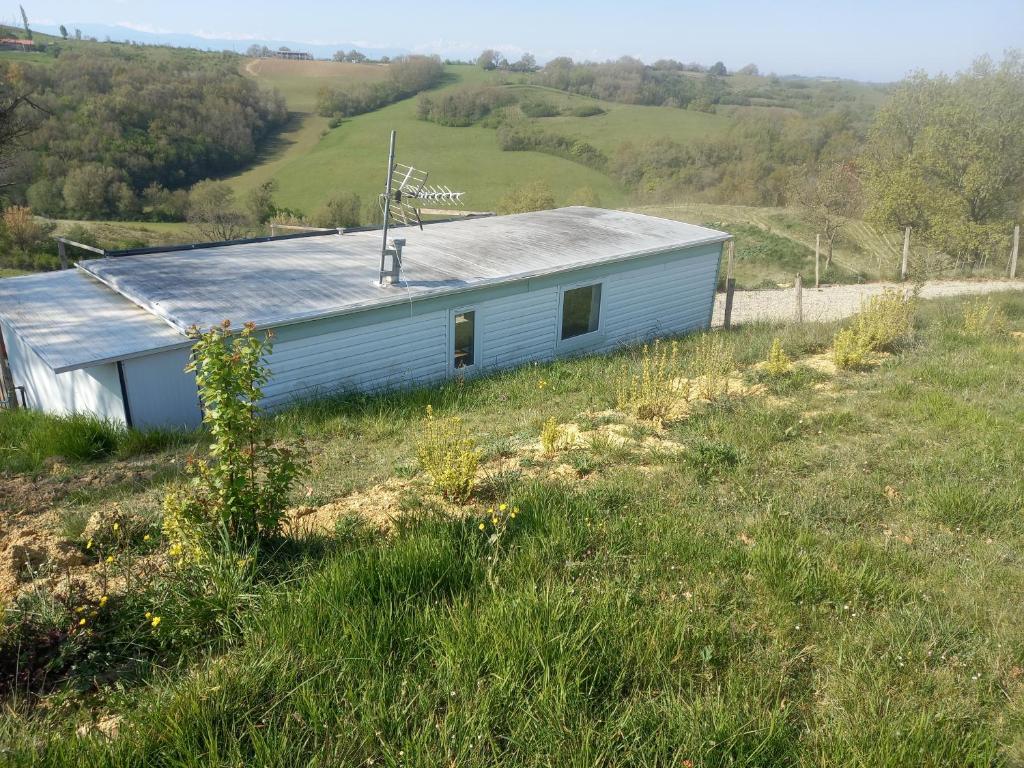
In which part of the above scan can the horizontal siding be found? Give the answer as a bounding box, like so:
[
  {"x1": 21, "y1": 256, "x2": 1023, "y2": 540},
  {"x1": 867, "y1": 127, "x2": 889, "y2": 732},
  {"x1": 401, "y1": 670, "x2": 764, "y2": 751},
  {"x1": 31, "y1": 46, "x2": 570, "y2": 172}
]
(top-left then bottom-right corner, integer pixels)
[
  {"x1": 600, "y1": 254, "x2": 718, "y2": 345},
  {"x1": 261, "y1": 310, "x2": 447, "y2": 408},
  {"x1": 479, "y1": 288, "x2": 558, "y2": 368},
  {"x1": 122, "y1": 349, "x2": 202, "y2": 429}
]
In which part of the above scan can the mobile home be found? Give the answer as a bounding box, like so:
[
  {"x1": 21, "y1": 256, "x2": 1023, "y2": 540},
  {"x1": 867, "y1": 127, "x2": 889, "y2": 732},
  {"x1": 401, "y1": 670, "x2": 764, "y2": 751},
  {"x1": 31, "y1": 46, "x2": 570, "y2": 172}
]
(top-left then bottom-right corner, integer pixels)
[{"x1": 0, "y1": 207, "x2": 729, "y2": 429}]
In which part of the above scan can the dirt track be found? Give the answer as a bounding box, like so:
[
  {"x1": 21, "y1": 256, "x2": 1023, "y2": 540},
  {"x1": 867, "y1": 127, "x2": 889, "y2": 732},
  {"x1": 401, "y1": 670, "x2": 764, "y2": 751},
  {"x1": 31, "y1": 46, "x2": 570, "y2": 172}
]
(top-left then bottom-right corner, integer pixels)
[{"x1": 712, "y1": 279, "x2": 1024, "y2": 327}]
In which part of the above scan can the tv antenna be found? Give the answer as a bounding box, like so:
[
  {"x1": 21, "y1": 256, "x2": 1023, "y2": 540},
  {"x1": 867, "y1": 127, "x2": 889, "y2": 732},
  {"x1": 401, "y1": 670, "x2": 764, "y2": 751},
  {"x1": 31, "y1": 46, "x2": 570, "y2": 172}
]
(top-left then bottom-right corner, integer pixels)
[{"x1": 378, "y1": 130, "x2": 465, "y2": 285}]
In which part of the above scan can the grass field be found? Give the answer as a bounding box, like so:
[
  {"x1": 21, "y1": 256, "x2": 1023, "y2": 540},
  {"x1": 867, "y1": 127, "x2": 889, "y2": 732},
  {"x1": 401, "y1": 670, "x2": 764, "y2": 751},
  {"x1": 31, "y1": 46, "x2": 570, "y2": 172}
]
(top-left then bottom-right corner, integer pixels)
[{"x1": 3, "y1": 292, "x2": 1024, "y2": 764}]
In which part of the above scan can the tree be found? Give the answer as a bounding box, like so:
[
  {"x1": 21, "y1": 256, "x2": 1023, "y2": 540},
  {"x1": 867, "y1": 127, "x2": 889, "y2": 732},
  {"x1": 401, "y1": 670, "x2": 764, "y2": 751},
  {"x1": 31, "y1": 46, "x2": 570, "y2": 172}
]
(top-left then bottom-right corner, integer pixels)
[
  {"x1": 187, "y1": 180, "x2": 250, "y2": 241},
  {"x1": 19, "y1": 5, "x2": 31, "y2": 40},
  {"x1": 862, "y1": 53, "x2": 1024, "y2": 268},
  {"x1": 496, "y1": 181, "x2": 556, "y2": 214},
  {"x1": 74, "y1": 28, "x2": 81, "y2": 40},
  {"x1": 2, "y1": 205, "x2": 52, "y2": 252},
  {"x1": 313, "y1": 192, "x2": 362, "y2": 228},
  {"x1": 332, "y1": 50, "x2": 346, "y2": 62},
  {"x1": 709, "y1": 61, "x2": 727, "y2": 76},
  {"x1": 246, "y1": 179, "x2": 278, "y2": 225},
  {"x1": 476, "y1": 49, "x2": 500, "y2": 70},
  {"x1": 791, "y1": 161, "x2": 862, "y2": 268},
  {"x1": 510, "y1": 53, "x2": 537, "y2": 73},
  {"x1": 59, "y1": 25, "x2": 68, "y2": 39},
  {"x1": 738, "y1": 63, "x2": 759, "y2": 76},
  {"x1": 0, "y1": 64, "x2": 41, "y2": 187}
]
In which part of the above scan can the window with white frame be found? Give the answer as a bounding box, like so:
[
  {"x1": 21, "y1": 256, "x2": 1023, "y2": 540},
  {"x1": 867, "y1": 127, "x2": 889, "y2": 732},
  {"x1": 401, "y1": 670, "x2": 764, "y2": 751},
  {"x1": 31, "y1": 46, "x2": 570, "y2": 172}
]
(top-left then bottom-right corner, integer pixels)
[
  {"x1": 452, "y1": 310, "x2": 476, "y2": 369},
  {"x1": 560, "y1": 283, "x2": 602, "y2": 341}
]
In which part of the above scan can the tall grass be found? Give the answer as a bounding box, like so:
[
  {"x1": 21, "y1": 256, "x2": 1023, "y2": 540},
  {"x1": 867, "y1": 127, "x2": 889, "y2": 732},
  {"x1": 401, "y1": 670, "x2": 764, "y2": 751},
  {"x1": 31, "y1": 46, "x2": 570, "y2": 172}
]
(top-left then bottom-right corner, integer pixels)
[{"x1": 0, "y1": 410, "x2": 185, "y2": 473}]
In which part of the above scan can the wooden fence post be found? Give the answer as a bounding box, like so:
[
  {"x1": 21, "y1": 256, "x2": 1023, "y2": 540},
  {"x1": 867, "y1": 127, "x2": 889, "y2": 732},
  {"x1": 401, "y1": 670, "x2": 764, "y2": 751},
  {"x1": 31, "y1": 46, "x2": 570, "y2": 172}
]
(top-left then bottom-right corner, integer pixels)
[
  {"x1": 57, "y1": 239, "x2": 68, "y2": 270},
  {"x1": 723, "y1": 240, "x2": 736, "y2": 329},
  {"x1": 901, "y1": 226, "x2": 911, "y2": 281},
  {"x1": 1010, "y1": 225, "x2": 1019, "y2": 280},
  {"x1": 814, "y1": 233, "x2": 820, "y2": 289},
  {"x1": 794, "y1": 273, "x2": 803, "y2": 323}
]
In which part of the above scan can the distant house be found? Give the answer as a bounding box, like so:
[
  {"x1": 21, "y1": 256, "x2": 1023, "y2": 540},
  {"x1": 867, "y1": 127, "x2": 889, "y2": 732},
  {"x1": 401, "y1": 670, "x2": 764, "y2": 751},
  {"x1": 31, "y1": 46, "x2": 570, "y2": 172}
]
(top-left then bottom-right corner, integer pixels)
[
  {"x1": 268, "y1": 50, "x2": 312, "y2": 61},
  {"x1": 0, "y1": 208, "x2": 729, "y2": 429},
  {"x1": 0, "y1": 38, "x2": 35, "y2": 52}
]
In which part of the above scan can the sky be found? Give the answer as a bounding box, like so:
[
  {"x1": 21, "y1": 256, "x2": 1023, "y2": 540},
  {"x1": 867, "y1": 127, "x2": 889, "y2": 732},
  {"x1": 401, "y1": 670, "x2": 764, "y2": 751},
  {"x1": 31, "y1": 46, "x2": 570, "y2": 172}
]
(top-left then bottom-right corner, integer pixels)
[{"x1": 9, "y1": 0, "x2": 1024, "y2": 81}]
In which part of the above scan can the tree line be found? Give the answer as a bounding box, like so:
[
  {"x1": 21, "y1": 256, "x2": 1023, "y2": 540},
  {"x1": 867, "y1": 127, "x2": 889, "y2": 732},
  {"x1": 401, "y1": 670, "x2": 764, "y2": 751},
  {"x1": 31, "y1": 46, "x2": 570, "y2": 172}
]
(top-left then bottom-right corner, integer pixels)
[
  {"x1": 0, "y1": 48, "x2": 287, "y2": 220},
  {"x1": 316, "y1": 55, "x2": 445, "y2": 121}
]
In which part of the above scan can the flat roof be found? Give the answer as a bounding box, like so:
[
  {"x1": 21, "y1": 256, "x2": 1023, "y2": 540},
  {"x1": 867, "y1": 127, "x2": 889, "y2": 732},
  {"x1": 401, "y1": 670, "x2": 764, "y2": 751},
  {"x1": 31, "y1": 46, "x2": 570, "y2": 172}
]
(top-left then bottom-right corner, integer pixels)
[
  {"x1": 0, "y1": 270, "x2": 188, "y2": 373},
  {"x1": 80, "y1": 207, "x2": 728, "y2": 333},
  {"x1": 0, "y1": 207, "x2": 728, "y2": 372}
]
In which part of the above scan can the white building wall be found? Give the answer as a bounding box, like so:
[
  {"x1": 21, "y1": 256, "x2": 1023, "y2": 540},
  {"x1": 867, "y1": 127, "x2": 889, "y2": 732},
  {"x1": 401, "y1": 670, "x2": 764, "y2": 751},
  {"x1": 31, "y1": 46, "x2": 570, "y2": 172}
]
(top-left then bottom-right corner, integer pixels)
[
  {"x1": 2, "y1": 320, "x2": 125, "y2": 423},
  {"x1": 121, "y1": 348, "x2": 202, "y2": 429}
]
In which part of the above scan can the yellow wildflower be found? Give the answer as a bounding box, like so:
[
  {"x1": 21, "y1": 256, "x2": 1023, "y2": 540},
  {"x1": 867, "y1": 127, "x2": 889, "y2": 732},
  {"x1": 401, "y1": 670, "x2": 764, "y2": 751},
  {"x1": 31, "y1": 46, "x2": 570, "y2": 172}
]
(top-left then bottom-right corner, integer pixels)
[
  {"x1": 478, "y1": 523, "x2": 485, "y2": 531},
  {"x1": 86, "y1": 539, "x2": 93, "y2": 549},
  {"x1": 112, "y1": 522, "x2": 120, "y2": 531},
  {"x1": 75, "y1": 606, "x2": 85, "y2": 613},
  {"x1": 105, "y1": 555, "x2": 114, "y2": 564},
  {"x1": 499, "y1": 503, "x2": 508, "y2": 511},
  {"x1": 145, "y1": 611, "x2": 152, "y2": 619},
  {"x1": 151, "y1": 616, "x2": 161, "y2": 628},
  {"x1": 78, "y1": 618, "x2": 86, "y2": 626},
  {"x1": 99, "y1": 595, "x2": 108, "y2": 607},
  {"x1": 143, "y1": 534, "x2": 151, "y2": 542}
]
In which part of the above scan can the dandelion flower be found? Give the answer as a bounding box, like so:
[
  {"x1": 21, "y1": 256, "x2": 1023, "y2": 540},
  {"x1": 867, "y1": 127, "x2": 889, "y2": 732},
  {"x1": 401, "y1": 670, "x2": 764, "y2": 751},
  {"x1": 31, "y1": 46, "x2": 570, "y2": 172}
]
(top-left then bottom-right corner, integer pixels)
[
  {"x1": 151, "y1": 616, "x2": 161, "y2": 628},
  {"x1": 143, "y1": 534, "x2": 151, "y2": 542},
  {"x1": 478, "y1": 523, "x2": 485, "y2": 531},
  {"x1": 78, "y1": 618, "x2": 86, "y2": 626},
  {"x1": 105, "y1": 555, "x2": 114, "y2": 564},
  {"x1": 499, "y1": 503, "x2": 508, "y2": 511},
  {"x1": 99, "y1": 595, "x2": 108, "y2": 607}
]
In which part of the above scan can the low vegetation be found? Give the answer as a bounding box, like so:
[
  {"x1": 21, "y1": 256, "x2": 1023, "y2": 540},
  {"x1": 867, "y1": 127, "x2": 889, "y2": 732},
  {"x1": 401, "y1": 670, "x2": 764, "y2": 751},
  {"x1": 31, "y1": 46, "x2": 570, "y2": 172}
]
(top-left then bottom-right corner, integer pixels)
[{"x1": 0, "y1": 293, "x2": 1023, "y2": 764}]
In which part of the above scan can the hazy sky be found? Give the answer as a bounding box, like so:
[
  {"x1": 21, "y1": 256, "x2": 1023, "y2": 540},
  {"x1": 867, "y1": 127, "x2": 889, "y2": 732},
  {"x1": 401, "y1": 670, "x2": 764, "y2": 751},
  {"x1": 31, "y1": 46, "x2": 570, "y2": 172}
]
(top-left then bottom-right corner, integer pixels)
[{"x1": 12, "y1": 0, "x2": 1023, "y2": 81}]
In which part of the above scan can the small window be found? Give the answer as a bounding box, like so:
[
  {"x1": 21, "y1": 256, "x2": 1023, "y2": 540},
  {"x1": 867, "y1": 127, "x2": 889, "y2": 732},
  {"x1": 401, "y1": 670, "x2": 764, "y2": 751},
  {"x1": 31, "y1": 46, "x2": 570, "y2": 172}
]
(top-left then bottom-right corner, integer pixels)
[
  {"x1": 453, "y1": 310, "x2": 476, "y2": 369},
  {"x1": 560, "y1": 284, "x2": 602, "y2": 341}
]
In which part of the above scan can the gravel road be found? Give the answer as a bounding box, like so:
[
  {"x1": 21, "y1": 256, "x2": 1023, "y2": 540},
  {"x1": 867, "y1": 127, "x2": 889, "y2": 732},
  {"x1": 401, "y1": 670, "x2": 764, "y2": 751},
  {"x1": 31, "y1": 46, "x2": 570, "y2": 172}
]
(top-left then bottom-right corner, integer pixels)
[{"x1": 711, "y1": 279, "x2": 1024, "y2": 327}]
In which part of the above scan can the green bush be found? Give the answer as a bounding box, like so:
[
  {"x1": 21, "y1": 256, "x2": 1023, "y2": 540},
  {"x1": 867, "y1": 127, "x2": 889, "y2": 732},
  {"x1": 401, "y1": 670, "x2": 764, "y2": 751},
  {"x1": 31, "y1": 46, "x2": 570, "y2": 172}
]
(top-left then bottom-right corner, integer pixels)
[{"x1": 163, "y1": 322, "x2": 304, "y2": 557}]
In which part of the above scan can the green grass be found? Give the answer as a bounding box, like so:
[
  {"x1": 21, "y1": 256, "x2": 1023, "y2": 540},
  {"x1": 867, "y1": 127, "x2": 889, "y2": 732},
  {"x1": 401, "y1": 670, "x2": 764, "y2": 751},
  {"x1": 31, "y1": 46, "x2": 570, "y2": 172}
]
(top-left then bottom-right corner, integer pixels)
[
  {"x1": 4, "y1": 293, "x2": 1024, "y2": 764},
  {"x1": 0, "y1": 409, "x2": 188, "y2": 473}
]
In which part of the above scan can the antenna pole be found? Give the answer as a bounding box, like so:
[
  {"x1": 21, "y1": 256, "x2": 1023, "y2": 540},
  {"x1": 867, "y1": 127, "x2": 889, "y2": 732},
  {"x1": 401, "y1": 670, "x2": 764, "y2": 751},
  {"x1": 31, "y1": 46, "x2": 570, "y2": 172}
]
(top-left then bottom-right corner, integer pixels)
[{"x1": 379, "y1": 130, "x2": 397, "y2": 284}]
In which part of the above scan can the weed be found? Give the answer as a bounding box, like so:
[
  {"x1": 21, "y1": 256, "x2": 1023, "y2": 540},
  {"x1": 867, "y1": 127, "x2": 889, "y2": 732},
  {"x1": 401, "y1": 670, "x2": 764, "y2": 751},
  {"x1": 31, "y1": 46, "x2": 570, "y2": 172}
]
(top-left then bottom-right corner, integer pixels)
[
  {"x1": 416, "y1": 404, "x2": 482, "y2": 502},
  {"x1": 616, "y1": 339, "x2": 684, "y2": 421},
  {"x1": 764, "y1": 337, "x2": 792, "y2": 376},
  {"x1": 540, "y1": 416, "x2": 562, "y2": 455},
  {"x1": 692, "y1": 333, "x2": 735, "y2": 400},
  {"x1": 962, "y1": 297, "x2": 1008, "y2": 336},
  {"x1": 832, "y1": 327, "x2": 869, "y2": 369},
  {"x1": 833, "y1": 288, "x2": 916, "y2": 368}
]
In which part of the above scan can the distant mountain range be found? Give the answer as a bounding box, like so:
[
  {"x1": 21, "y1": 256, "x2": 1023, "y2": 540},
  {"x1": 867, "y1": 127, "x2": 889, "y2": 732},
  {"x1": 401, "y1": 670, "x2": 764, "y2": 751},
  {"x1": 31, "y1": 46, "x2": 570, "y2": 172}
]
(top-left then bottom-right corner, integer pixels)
[{"x1": 33, "y1": 22, "x2": 410, "y2": 61}]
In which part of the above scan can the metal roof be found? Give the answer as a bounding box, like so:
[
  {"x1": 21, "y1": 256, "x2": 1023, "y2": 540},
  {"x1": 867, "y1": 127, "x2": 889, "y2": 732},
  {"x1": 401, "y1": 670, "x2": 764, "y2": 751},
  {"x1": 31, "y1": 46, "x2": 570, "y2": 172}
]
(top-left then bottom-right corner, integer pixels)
[
  {"x1": 0, "y1": 207, "x2": 728, "y2": 372},
  {"x1": 79, "y1": 207, "x2": 728, "y2": 333},
  {"x1": 0, "y1": 270, "x2": 188, "y2": 373}
]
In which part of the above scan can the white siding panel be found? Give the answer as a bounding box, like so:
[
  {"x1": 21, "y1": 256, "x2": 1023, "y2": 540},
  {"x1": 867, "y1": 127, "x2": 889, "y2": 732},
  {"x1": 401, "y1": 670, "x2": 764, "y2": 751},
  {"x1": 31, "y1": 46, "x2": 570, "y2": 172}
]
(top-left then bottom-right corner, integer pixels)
[
  {"x1": 600, "y1": 255, "x2": 718, "y2": 346},
  {"x1": 262, "y1": 310, "x2": 448, "y2": 407},
  {"x1": 3, "y1": 321, "x2": 125, "y2": 423},
  {"x1": 479, "y1": 288, "x2": 558, "y2": 368},
  {"x1": 121, "y1": 349, "x2": 202, "y2": 430}
]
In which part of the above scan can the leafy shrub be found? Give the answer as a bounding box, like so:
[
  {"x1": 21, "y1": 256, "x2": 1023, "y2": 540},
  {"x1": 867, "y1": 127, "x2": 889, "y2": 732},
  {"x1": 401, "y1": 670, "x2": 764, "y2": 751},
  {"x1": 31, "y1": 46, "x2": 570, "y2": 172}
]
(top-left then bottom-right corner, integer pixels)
[
  {"x1": 162, "y1": 322, "x2": 304, "y2": 558},
  {"x1": 764, "y1": 337, "x2": 792, "y2": 377},
  {"x1": 318, "y1": 55, "x2": 444, "y2": 119},
  {"x1": 417, "y1": 85, "x2": 515, "y2": 126},
  {"x1": 313, "y1": 192, "x2": 363, "y2": 228},
  {"x1": 496, "y1": 181, "x2": 556, "y2": 215},
  {"x1": 832, "y1": 327, "x2": 868, "y2": 369},
  {"x1": 519, "y1": 98, "x2": 559, "y2": 117},
  {"x1": 416, "y1": 405, "x2": 482, "y2": 502},
  {"x1": 616, "y1": 339, "x2": 686, "y2": 421},
  {"x1": 962, "y1": 297, "x2": 1007, "y2": 336},
  {"x1": 854, "y1": 289, "x2": 915, "y2": 351},
  {"x1": 692, "y1": 333, "x2": 735, "y2": 400},
  {"x1": 569, "y1": 103, "x2": 605, "y2": 117},
  {"x1": 832, "y1": 288, "x2": 915, "y2": 369},
  {"x1": 540, "y1": 417, "x2": 562, "y2": 455}
]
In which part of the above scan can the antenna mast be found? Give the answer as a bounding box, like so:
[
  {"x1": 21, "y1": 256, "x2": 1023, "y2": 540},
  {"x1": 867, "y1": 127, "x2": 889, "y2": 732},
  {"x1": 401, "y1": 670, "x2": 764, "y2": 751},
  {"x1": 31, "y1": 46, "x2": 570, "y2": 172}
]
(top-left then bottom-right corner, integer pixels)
[{"x1": 377, "y1": 130, "x2": 466, "y2": 285}]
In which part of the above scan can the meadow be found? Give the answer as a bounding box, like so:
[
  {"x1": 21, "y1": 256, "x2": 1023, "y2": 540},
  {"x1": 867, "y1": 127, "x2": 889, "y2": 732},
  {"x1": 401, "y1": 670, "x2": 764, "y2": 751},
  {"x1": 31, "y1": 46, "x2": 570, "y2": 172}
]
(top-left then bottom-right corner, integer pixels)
[{"x1": 2, "y1": 292, "x2": 1023, "y2": 765}]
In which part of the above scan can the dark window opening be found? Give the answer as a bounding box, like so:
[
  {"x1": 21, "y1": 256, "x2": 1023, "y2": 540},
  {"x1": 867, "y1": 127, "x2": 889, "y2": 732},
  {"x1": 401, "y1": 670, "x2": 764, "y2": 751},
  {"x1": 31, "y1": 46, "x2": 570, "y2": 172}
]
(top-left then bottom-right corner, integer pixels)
[
  {"x1": 560, "y1": 284, "x2": 602, "y2": 340},
  {"x1": 453, "y1": 311, "x2": 475, "y2": 368}
]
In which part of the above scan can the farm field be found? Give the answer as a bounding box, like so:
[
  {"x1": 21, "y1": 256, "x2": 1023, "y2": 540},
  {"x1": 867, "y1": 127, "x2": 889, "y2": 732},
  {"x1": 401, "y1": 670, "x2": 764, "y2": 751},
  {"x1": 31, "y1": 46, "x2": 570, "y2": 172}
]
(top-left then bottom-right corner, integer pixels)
[{"x1": 2, "y1": 292, "x2": 1024, "y2": 765}]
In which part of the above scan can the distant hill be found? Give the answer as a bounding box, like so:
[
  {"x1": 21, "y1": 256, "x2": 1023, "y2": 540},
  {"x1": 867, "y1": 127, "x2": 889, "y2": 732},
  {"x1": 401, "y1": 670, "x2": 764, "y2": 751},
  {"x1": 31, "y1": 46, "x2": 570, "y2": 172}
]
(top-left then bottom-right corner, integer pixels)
[{"x1": 32, "y1": 22, "x2": 406, "y2": 61}]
